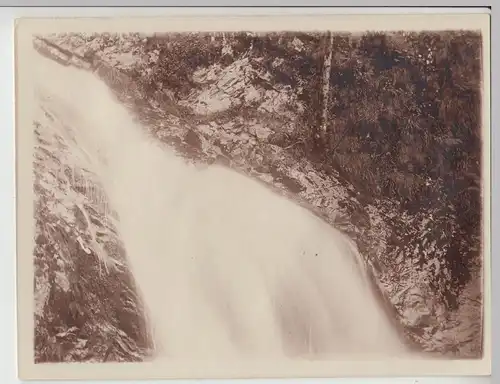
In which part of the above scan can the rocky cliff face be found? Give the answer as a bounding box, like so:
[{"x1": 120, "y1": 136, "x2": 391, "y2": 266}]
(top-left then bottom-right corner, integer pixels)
[
  {"x1": 33, "y1": 74, "x2": 153, "y2": 362},
  {"x1": 33, "y1": 33, "x2": 483, "y2": 359}
]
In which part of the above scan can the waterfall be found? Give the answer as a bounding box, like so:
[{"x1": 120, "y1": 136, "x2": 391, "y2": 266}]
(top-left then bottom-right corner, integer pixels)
[{"x1": 32, "y1": 47, "x2": 412, "y2": 362}]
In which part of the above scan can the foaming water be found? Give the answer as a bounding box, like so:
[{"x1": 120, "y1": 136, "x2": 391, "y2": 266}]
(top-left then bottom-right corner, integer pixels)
[{"x1": 32, "y1": 50, "x2": 412, "y2": 362}]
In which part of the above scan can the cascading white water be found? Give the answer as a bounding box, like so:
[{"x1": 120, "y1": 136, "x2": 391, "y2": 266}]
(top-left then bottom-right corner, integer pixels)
[{"x1": 32, "y1": 48, "x2": 412, "y2": 362}]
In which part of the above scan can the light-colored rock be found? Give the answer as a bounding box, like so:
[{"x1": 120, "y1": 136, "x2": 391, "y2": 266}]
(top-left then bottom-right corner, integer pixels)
[{"x1": 251, "y1": 124, "x2": 273, "y2": 140}]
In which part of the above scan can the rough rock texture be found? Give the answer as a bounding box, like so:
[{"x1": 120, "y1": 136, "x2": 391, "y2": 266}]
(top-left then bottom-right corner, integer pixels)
[
  {"x1": 33, "y1": 79, "x2": 153, "y2": 362},
  {"x1": 181, "y1": 57, "x2": 304, "y2": 118},
  {"x1": 33, "y1": 34, "x2": 483, "y2": 359}
]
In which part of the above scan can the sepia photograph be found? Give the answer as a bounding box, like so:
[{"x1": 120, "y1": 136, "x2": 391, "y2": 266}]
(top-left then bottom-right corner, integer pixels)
[{"x1": 15, "y1": 13, "x2": 491, "y2": 379}]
